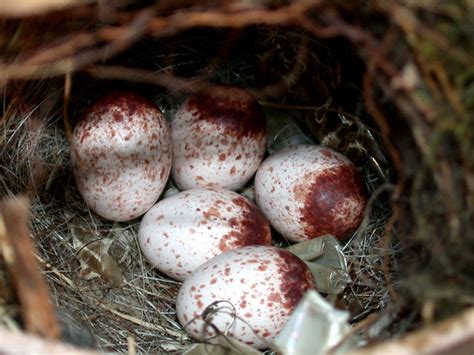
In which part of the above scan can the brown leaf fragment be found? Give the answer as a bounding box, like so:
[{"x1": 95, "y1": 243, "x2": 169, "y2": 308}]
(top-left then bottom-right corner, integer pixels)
[{"x1": 71, "y1": 225, "x2": 123, "y2": 286}]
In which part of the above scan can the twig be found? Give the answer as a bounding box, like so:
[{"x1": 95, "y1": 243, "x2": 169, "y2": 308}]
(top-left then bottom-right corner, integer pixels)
[
  {"x1": 362, "y1": 37, "x2": 402, "y2": 173},
  {"x1": 63, "y1": 72, "x2": 73, "y2": 144},
  {"x1": 0, "y1": 1, "x2": 321, "y2": 85},
  {"x1": 85, "y1": 66, "x2": 206, "y2": 94},
  {"x1": 0, "y1": 197, "x2": 60, "y2": 339},
  {"x1": 386, "y1": 1, "x2": 474, "y2": 67},
  {"x1": 102, "y1": 306, "x2": 184, "y2": 339},
  {"x1": 380, "y1": 183, "x2": 402, "y2": 302},
  {"x1": 352, "y1": 307, "x2": 474, "y2": 354},
  {"x1": 253, "y1": 36, "x2": 310, "y2": 98},
  {"x1": 0, "y1": 0, "x2": 82, "y2": 17},
  {"x1": 86, "y1": 37, "x2": 309, "y2": 99},
  {"x1": 127, "y1": 335, "x2": 136, "y2": 355},
  {"x1": 147, "y1": 0, "x2": 318, "y2": 36},
  {"x1": 299, "y1": 12, "x2": 399, "y2": 79},
  {"x1": 0, "y1": 9, "x2": 153, "y2": 84}
]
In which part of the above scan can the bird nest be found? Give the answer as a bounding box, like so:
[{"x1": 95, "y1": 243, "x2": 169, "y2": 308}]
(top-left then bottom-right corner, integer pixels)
[{"x1": 1, "y1": 1, "x2": 473, "y2": 353}]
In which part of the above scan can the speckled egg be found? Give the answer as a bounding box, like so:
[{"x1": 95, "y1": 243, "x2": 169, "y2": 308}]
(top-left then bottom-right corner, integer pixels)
[
  {"x1": 254, "y1": 145, "x2": 367, "y2": 242},
  {"x1": 138, "y1": 189, "x2": 271, "y2": 281},
  {"x1": 71, "y1": 91, "x2": 172, "y2": 222},
  {"x1": 171, "y1": 85, "x2": 267, "y2": 191},
  {"x1": 176, "y1": 245, "x2": 316, "y2": 349}
]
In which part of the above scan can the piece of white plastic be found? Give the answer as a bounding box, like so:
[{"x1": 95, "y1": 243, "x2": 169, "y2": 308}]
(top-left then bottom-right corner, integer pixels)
[{"x1": 271, "y1": 290, "x2": 354, "y2": 355}]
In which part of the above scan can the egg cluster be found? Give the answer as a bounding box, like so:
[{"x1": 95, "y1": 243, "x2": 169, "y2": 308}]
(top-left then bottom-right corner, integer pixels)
[{"x1": 71, "y1": 86, "x2": 367, "y2": 349}]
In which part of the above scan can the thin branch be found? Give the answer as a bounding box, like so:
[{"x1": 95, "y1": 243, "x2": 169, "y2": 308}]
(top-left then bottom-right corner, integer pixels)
[{"x1": 0, "y1": 197, "x2": 60, "y2": 339}]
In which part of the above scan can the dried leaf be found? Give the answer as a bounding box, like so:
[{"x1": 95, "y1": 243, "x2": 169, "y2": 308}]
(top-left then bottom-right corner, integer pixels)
[
  {"x1": 240, "y1": 184, "x2": 255, "y2": 201},
  {"x1": 304, "y1": 263, "x2": 351, "y2": 295},
  {"x1": 285, "y1": 237, "x2": 326, "y2": 261},
  {"x1": 70, "y1": 225, "x2": 123, "y2": 286},
  {"x1": 306, "y1": 105, "x2": 389, "y2": 179},
  {"x1": 265, "y1": 107, "x2": 315, "y2": 155},
  {"x1": 286, "y1": 236, "x2": 351, "y2": 294},
  {"x1": 162, "y1": 179, "x2": 180, "y2": 199}
]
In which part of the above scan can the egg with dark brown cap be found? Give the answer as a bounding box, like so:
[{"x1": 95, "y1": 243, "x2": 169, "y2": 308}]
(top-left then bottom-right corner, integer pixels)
[
  {"x1": 176, "y1": 245, "x2": 316, "y2": 349},
  {"x1": 254, "y1": 145, "x2": 367, "y2": 242},
  {"x1": 138, "y1": 189, "x2": 271, "y2": 281},
  {"x1": 71, "y1": 91, "x2": 172, "y2": 222},
  {"x1": 171, "y1": 85, "x2": 267, "y2": 191}
]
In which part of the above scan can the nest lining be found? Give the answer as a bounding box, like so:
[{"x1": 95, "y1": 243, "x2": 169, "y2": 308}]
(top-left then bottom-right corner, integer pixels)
[{"x1": 0, "y1": 26, "x2": 397, "y2": 352}]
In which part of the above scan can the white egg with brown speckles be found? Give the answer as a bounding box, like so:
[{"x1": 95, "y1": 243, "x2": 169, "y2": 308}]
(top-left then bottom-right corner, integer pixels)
[
  {"x1": 255, "y1": 145, "x2": 367, "y2": 242},
  {"x1": 171, "y1": 85, "x2": 267, "y2": 191},
  {"x1": 138, "y1": 189, "x2": 271, "y2": 281},
  {"x1": 71, "y1": 91, "x2": 172, "y2": 222},
  {"x1": 176, "y1": 245, "x2": 316, "y2": 349}
]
